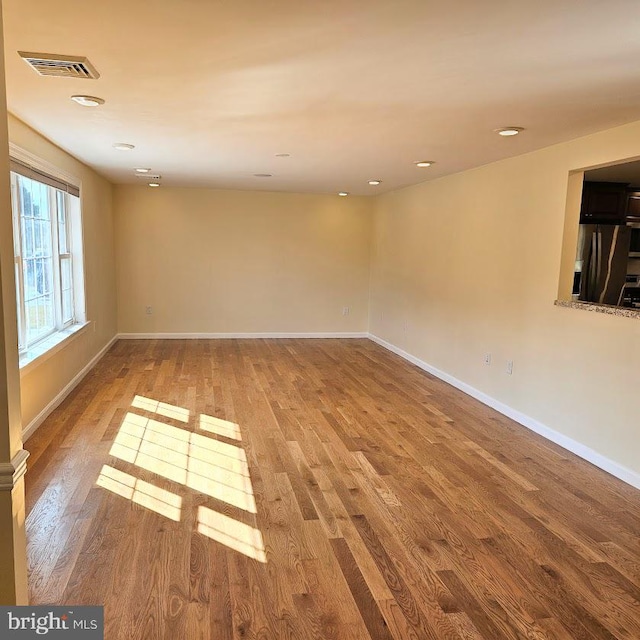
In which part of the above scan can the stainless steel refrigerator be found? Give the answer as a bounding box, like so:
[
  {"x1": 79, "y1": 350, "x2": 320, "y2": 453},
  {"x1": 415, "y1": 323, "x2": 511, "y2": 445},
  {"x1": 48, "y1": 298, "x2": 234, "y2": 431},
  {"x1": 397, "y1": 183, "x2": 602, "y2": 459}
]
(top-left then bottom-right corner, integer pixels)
[{"x1": 578, "y1": 224, "x2": 631, "y2": 305}]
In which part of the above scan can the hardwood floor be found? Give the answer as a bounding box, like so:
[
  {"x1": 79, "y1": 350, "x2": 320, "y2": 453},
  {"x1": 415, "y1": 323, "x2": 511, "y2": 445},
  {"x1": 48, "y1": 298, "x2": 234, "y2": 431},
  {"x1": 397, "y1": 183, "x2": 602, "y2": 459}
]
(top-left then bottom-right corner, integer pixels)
[{"x1": 24, "y1": 338, "x2": 640, "y2": 639}]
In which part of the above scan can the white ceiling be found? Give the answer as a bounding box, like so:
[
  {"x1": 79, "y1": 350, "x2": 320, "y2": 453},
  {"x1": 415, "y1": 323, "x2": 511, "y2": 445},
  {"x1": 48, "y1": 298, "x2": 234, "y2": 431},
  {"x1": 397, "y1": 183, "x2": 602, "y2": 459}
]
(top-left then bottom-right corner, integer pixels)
[{"x1": 3, "y1": 0, "x2": 640, "y2": 195}]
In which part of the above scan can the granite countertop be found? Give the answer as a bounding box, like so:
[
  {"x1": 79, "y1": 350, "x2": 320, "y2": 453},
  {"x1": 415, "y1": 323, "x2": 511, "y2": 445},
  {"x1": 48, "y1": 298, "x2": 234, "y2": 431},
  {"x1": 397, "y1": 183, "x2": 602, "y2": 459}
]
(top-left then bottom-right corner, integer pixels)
[{"x1": 555, "y1": 299, "x2": 640, "y2": 319}]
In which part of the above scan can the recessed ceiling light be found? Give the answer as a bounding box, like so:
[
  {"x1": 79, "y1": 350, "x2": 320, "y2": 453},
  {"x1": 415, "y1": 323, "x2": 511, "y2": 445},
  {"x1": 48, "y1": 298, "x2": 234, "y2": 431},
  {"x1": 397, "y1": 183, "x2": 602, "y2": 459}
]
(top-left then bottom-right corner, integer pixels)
[
  {"x1": 415, "y1": 160, "x2": 435, "y2": 168},
  {"x1": 368, "y1": 180, "x2": 381, "y2": 186},
  {"x1": 71, "y1": 95, "x2": 104, "y2": 107},
  {"x1": 254, "y1": 173, "x2": 272, "y2": 178},
  {"x1": 113, "y1": 143, "x2": 135, "y2": 151},
  {"x1": 496, "y1": 127, "x2": 524, "y2": 137},
  {"x1": 134, "y1": 168, "x2": 151, "y2": 174},
  {"x1": 275, "y1": 153, "x2": 291, "y2": 158},
  {"x1": 338, "y1": 192, "x2": 349, "y2": 197},
  {"x1": 148, "y1": 182, "x2": 160, "y2": 188}
]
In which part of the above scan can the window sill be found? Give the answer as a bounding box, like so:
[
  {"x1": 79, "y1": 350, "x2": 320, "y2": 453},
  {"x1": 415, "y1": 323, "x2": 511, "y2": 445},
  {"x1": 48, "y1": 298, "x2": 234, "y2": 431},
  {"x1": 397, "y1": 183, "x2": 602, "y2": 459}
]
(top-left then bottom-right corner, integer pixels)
[
  {"x1": 19, "y1": 321, "x2": 91, "y2": 376},
  {"x1": 554, "y1": 299, "x2": 640, "y2": 319}
]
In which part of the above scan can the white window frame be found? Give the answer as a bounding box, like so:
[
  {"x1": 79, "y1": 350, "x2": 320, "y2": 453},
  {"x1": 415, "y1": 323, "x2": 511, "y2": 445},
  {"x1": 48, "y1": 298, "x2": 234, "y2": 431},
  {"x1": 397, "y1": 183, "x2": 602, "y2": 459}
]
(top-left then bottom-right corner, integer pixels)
[
  {"x1": 11, "y1": 173, "x2": 75, "y2": 351},
  {"x1": 9, "y1": 144, "x2": 87, "y2": 367}
]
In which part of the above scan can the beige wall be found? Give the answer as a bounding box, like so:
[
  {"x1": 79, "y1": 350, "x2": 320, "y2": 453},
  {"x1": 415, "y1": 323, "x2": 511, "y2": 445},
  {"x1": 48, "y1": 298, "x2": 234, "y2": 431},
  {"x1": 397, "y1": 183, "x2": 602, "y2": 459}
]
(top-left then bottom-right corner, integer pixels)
[
  {"x1": 370, "y1": 120, "x2": 640, "y2": 479},
  {"x1": 114, "y1": 186, "x2": 372, "y2": 334},
  {"x1": 8, "y1": 115, "x2": 117, "y2": 431}
]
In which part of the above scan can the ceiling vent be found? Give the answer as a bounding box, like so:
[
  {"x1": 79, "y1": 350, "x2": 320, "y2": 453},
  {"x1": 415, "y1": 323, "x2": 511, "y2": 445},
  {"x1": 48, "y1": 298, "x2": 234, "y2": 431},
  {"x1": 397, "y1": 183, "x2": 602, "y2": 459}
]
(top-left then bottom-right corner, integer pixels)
[{"x1": 18, "y1": 52, "x2": 100, "y2": 79}]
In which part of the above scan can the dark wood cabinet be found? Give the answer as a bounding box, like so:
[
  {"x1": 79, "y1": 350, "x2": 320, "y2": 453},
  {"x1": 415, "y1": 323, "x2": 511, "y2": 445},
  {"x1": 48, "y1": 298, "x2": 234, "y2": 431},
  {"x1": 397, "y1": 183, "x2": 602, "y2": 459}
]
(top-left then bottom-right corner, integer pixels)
[
  {"x1": 580, "y1": 181, "x2": 628, "y2": 224},
  {"x1": 625, "y1": 190, "x2": 640, "y2": 221}
]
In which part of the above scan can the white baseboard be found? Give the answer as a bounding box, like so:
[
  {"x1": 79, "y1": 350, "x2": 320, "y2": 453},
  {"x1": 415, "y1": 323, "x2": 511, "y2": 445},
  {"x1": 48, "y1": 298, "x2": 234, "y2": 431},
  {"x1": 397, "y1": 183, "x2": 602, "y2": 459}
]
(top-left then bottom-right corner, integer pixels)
[
  {"x1": 368, "y1": 333, "x2": 640, "y2": 490},
  {"x1": 117, "y1": 332, "x2": 369, "y2": 340},
  {"x1": 22, "y1": 335, "x2": 119, "y2": 442}
]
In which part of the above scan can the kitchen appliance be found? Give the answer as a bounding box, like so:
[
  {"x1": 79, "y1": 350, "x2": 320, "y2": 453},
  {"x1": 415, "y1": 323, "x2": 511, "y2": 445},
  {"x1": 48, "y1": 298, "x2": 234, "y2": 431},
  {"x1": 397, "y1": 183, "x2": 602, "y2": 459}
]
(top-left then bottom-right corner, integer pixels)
[
  {"x1": 627, "y1": 221, "x2": 640, "y2": 257},
  {"x1": 621, "y1": 274, "x2": 640, "y2": 308},
  {"x1": 578, "y1": 224, "x2": 631, "y2": 305}
]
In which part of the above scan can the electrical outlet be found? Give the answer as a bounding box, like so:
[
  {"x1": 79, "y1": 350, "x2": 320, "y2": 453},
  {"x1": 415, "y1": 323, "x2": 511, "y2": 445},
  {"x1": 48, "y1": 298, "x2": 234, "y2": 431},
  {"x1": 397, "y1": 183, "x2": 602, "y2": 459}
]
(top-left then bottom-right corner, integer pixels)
[
  {"x1": 506, "y1": 360, "x2": 514, "y2": 375},
  {"x1": 484, "y1": 353, "x2": 491, "y2": 366},
  {"x1": 145, "y1": 306, "x2": 153, "y2": 315},
  {"x1": 342, "y1": 306, "x2": 350, "y2": 316}
]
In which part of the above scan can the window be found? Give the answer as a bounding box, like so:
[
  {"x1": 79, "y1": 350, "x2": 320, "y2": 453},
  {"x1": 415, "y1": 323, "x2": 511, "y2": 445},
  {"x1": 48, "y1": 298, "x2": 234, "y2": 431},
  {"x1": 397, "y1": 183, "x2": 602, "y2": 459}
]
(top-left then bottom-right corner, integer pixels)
[{"x1": 10, "y1": 156, "x2": 85, "y2": 358}]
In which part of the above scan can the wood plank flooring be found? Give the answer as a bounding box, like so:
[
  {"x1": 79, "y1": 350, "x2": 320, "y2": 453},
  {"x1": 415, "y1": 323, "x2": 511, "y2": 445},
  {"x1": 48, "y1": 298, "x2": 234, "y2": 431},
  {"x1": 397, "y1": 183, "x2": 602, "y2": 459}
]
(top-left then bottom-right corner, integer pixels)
[{"x1": 24, "y1": 338, "x2": 640, "y2": 639}]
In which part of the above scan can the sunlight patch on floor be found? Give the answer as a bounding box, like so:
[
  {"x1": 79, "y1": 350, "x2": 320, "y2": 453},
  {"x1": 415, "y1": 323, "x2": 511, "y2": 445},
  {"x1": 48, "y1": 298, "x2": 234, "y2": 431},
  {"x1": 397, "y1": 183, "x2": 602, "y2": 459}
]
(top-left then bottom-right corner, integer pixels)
[
  {"x1": 199, "y1": 414, "x2": 242, "y2": 441},
  {"x1": 132, "y1": 394, "x2": 190, "y2": 423},
  {"x1": 197, "y1": 506, "x2": 266, "y2": 563},
  {"x1": 109, "y1": 412, "x2": 257, "y2": 513},
  {"x1": 95, "y1": 396, "x2": 266, "y2": 563},
  {"x1": 97, "y1": 464, "x2": 182, "y2": 521}
]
